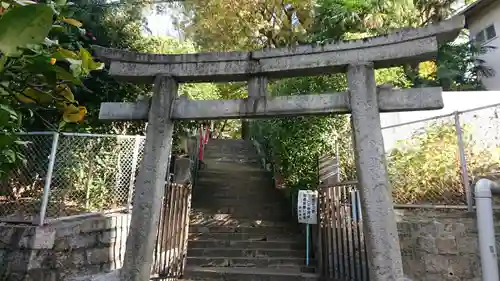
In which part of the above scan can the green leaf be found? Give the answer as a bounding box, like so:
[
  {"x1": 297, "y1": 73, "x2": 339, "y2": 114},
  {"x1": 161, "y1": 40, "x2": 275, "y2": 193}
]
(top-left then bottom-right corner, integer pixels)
[
  {"x1": 25, "y1": 43, "x2": 44, "y2": 54},
  {"x1": 58, "y1": 119, "x2": 67, "y2": 130},
  {"x1": 54, "y1": 48, "x2": 80, "y2": 60},
  {"x1": 0, "y1": 135, "x2": 15, "y2": 147},
  {"x1": 12, "y1": 0, "x2": 37, "y2": 6},
  {"x1": 23, "y1": 55, "x2": 84, "y2": 86},
  {"x1": 0, "y1": 4, "x2": 54, "y2": 56},
  {"x1": 55, "y1": 66, "x2": 84, "y2": 86},
  {"x1": 14, "y1": 140, "x2": 30, "y2": 147},
  {"x1": 68, "y1": 58, "x2": 83, "y2": 76},
  {"x1": 51, "y1": 24, "x2": 65, "y2": 33},
  {"x1": 2, "y1": 149, "x2": 16, "y2": 163},
  {"x1": 79, "y1": 47, "x2": 104, "y2": 73},
  {"x1": 0, "y1": 103, "x2": 18, "y2": 118},
  {"x1": 0, "y1": 108, "x2": 10, "y2": 125},
  {"x1": 55, "y1": 0, "x2": 67, "y2": 6},
  {"x1": 0, "y1": 55, "x2": 7, "y2": 72}
]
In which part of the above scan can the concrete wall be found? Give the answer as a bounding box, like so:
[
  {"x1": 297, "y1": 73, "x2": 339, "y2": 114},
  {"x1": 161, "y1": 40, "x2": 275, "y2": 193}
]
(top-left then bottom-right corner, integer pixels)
[
  {"x1": 0, "y1": 213, "x2": 130, "y2": 281},
  {"x1": 396, "y1": 208, "x2": 492, "y2": 281},
  {"x1": 467, "y1": 0, "x2": 500, "y2": 90}
]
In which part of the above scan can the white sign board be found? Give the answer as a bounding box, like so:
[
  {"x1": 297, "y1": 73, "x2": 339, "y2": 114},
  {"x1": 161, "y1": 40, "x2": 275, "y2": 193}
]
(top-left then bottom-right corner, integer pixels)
[{"x1": 297, "y1": 190, "x2": 318, "y2": 224}]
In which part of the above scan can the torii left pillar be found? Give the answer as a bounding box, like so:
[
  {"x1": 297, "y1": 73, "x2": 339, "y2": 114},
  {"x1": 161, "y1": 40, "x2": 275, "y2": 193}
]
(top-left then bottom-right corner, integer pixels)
[{"x1": 121, "y1": 75, "x2": 177, "y2": 281}]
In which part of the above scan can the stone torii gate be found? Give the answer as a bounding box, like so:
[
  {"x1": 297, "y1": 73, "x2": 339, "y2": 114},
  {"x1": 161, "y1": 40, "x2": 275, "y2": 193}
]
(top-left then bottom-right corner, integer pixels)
[{"x1": 93, "y1": 16, "x2": 464, "y2": 281}]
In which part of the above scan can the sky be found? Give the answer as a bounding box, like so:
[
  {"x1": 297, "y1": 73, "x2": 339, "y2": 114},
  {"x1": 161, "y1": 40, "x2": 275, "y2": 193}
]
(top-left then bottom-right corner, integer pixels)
[{"x1": 144, "y1": 5, "x2": 182, "y2": 38}]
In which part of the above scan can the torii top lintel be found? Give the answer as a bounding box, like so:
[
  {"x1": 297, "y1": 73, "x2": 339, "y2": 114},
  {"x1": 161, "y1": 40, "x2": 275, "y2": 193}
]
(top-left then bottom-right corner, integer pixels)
[{"x1": 92, "y1": 16, "x2": 464, "y2": 83}]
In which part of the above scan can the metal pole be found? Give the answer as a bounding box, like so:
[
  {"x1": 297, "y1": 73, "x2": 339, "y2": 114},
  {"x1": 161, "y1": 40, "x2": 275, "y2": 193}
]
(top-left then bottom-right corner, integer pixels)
[
  {"x1": 306, "y1": 224, "x2": 310, "y2": 266},
  {"x1": 454, "y1": 111, "x2": 473, "y2": 211},
  {"x1": 475, "y1": 179, "x2": 500, "y2": 281},
  {"x1": 36, "y1": 132, "x2": 60, "y2": 226},
  {"x1": 127, "y1": 136, "x2": 142, "y2": 212},
  {"x1": 334, "y1": 140, "x2": 341, "y2": 183}
]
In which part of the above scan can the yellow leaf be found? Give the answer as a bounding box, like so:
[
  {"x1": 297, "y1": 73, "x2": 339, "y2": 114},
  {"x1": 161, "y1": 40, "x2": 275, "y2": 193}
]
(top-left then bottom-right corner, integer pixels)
[
  {"x1": 63, "y1": 105, "x2": 86, "y2": 123},
  {"x1": 61, "y1": 17, "x2": 83, "y2": 28},
  {"x1": 62, "y1": 102, "x2": 77, "y2": 111},
  {"x1": 53, "y1": 48, "x2": 79, "y2": 60},
  {"x1": 16, "y1": 88, "x2": 52, "y2": 104},
  {"x1": 15, "y1": 92, "x2": 36, "y2": 103},
  {"x1": 56, "y1": 84, "x2": 75, "y2": 102},
  {"x1": 419, "y1": 61, "x2": 437, "y2": 79}
]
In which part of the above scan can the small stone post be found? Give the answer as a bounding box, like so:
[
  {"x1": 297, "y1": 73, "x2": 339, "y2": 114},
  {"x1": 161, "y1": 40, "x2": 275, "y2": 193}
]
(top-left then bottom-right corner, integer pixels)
[
  {"x1": 248, "y1": 76, "x2": 268, "y2": 97},
  {"x1": 121, "y1": 75, "x2": 177, "y2": 281},
  {"x1": 347, "y1": 63, "x2": 404, "y2": 281}
]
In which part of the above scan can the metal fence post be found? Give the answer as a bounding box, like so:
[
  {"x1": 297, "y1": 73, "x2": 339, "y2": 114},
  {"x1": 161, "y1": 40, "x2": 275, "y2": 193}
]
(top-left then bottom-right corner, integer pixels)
[
  {"x1": 36, "y1": 132, "x2": 60, "y2": 226},
  {"x1": 127, "y1": 136, "x2": 142, "y2": 212},
  {"x1": 454, "y1": 111, "x2": 473, "y2": 211}
]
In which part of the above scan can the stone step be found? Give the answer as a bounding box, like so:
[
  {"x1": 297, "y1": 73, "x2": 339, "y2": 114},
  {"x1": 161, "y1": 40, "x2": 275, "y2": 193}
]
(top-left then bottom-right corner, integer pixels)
[
  {"x1": 204, "y1": 147, "x2": 256, "y2": 152},
  {"x1": 191, "y1": 197, "x2": 285, "y2": 205},
  {"x1": 204, "y1": 158, "x2": 260, "y2": 165},
  {"x1": 197, "y1": 180, "x2": 270, "y2": 186},
  {"x1": 198, "y1": 171, "x2": 270, "y2": 179},
  {"x1": 189, "y1": 212, "x2": 294, "y2": 224},
  {"x1": 189, "y1": 206, "x2": 287, "y2": 215},
  {"x1": 188, "y1": 207, "x2": 290, "y2": 219},
  {"x1": 192, "y1": 190, "x2": 280, "y2": 198},
  {"x1": 195, "y1": 181, "x2": 273, "y2": 189},
  {"x1": 188, "y1": 231, "x2": 301, "y2": 241},
  {"x1": 187, "y1": 248, "x2": 305, "y2": 258},
  {"x1": 188, "y1": 213, "x2": 294, "y2": 227},
  {"x1": 191, "y1": 191, "x2": 284, "y2": 199},
  {"x1": 200, "y1": 167, "x2": 272, "y2": 174},
  {"x1": 194, "y1": 184, "x2": 275, "y2": 192},
  {"x1": 204, "y1": 143, "x2": 254, "y2": 151},
  {"x1": 203, "y1": 151, "x2": 257, "y2": 157},
  {"x1": 187, "y1": 211, "x2": 291, "y2": 222},
  {"x1": 187, "y1": 239, "x2": 304, "y2": 251},
  {"x1": 186, "y1": 256, "x2": 305, "y2": 268},
  {"x1": 187, "y1": 239, "x2": 304, "y2": 250},
  {"x1": 204, "y1": 154, "x2": 257, "y2": 159},
  {"x1": 203, "y1": 151, "x2": 261, "y2": 161},
  {"x1": 189, "y1": 225, "x2": 297, "y2": 235},
  {"x1": 200, "y1": 162, "x2": 265, "y2": 172},
  {"x1": 204, "y1": 141, "x2": 253, "y2": 147},
  {"x1": 182, "y1": 266, "x2": 318, "y2": 281},
  {"x1": 204, "y1": 150, "x2": 260, "y2": 157}
]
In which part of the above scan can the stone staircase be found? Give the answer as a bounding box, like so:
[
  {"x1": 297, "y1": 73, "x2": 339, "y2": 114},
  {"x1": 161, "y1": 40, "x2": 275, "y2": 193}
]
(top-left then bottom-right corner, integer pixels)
[{"x1": 183, "y1": 139, "x2": 317, "y2": 281}]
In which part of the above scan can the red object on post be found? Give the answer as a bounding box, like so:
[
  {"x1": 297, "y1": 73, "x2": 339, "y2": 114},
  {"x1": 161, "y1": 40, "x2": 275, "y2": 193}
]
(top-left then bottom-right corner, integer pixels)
[{"x1": 198, "y1": 124, "x2": 204, "y2": 161}]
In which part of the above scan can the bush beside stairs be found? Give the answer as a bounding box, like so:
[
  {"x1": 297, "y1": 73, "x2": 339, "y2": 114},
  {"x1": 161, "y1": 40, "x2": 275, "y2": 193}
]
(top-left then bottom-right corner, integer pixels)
[{"x1": 182, "y1": 139, "x2": 317, "y2": 281}]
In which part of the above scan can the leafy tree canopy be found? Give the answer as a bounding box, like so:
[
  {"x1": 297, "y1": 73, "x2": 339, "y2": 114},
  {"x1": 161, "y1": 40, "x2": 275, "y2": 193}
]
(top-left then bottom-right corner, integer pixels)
[{"x1": 177, "y1": 0, "x2": 491, "y2": 194}]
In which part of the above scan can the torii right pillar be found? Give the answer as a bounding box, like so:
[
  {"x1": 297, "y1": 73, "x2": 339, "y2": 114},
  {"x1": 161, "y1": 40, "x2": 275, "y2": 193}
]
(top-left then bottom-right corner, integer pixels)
[{"x1": 348, "y1": 62, "x2": 405, "y2": 281}]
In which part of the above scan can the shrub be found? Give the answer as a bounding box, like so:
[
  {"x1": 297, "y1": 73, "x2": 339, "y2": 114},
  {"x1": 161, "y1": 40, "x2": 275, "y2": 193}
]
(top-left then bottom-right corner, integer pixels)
[{"x1": 387, "y1": 121, "x2": 500, "y2": 204}]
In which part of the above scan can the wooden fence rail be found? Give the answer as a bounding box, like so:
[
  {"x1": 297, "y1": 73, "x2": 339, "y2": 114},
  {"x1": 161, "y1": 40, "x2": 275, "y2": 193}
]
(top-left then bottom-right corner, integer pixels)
[
  {"x1": 315, "y1": 182, "x2": 370, "y2": 281},
  {"x1": 151, "y1": 182, "x2": 192, "y2": 279}
]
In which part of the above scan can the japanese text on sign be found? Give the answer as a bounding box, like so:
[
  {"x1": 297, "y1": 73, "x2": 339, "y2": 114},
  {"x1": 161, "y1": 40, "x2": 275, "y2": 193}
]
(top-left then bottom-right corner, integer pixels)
[{"x1": 297, "y1": 190, "x2": 318, "y2": 224}]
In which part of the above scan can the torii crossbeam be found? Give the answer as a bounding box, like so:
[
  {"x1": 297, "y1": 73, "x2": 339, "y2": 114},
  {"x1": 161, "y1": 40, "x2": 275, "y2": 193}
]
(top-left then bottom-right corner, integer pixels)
[{"x1": 91, "y1": 15, "x2": 465, "y2": 281}]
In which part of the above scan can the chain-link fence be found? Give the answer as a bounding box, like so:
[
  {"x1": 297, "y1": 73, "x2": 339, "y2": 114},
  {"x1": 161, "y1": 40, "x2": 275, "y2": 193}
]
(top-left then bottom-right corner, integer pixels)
[
  {"x1": 326, "y1": 103, "x2": 500, "y2": 208},
  {"x1": 0, "y1": 132, "x2": 146, "y2": 224},
  {"x1": 382, "y1": 103, "x2": 500, "y2": 207}
]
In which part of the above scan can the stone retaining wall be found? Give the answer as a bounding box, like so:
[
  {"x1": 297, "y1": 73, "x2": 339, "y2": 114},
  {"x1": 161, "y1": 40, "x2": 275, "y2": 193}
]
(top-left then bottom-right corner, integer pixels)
[
  {"x1": 0, "y1": 213, "x2": 130, "y2": 281},
  {"x1": 0, "y1": 207, "x2": 496, "y2": 281},
  {"x1": 396, "y1": 208, "x2": 495, "y2": 281}
]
